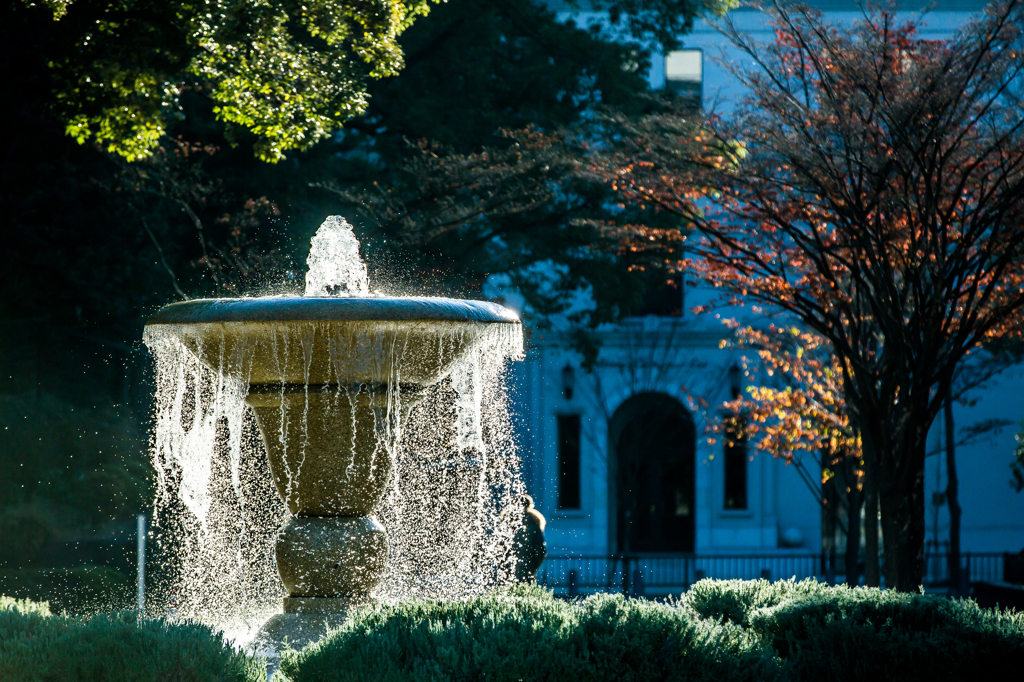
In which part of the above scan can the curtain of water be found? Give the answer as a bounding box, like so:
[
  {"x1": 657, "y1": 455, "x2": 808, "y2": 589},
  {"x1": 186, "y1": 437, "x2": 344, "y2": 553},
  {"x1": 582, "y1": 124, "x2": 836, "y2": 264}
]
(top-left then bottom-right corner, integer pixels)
[{"x1": 144, "y1": 321, "x2": 524, "y2": 643}]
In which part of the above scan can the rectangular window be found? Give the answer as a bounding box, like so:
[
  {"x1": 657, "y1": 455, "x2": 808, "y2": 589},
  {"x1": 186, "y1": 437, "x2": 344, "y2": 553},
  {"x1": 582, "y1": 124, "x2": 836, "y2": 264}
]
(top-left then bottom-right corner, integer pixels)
[
  {"x1": 665, "y1": 49, "x2": 703, "y2": 112},
  {"x1": 641, "y1": 272, "x2": 685, "y2": 317},
  {"x1": 557, "y1": 414, "x2": 581, "y2": 510},
  {"x1": 724, "y1": 416, "x2": 748, "y2": 510}
]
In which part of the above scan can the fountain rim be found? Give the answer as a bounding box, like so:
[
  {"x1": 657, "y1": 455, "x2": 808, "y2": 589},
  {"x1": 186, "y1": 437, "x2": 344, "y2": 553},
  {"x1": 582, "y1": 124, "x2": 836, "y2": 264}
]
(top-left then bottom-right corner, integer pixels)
[{"x1": 144, "y1": 296, "x2": 521, "y2": 327}]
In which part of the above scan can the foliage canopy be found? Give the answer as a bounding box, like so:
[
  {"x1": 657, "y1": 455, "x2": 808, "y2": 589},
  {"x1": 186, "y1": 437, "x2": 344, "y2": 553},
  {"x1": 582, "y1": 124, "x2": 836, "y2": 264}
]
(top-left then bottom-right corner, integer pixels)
[
  {"x1": 0, "y1": 608, "x2": 264, "y2": 682},
  {"x1": 23, "y1": 0, "x2": 736, "y2": 163},
  {"x1": 26, "y1": 0, "x2": 440, "y2": 162}
]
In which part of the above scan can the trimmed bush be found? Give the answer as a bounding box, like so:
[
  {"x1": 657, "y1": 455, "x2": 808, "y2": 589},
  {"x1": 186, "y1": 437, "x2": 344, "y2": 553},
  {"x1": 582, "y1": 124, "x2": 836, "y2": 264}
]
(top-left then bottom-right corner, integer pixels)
[
  {"x1": 747, "y1": 587, "x2": 1024, "y2": 682},
  {"x1": 279, "y1": 580, "x2": 1024, "y2": 682},
  {"x1": 5, "y1": 580, "x2": 1020, "y2": 681},
  {"x1": 0, "y1": 607, "x2": 264, "y2": 682},
  {"x1": 684, "y1": 578, "x2": 831, "y2": 627},
  {"x1": 279, "y1": 585, "x2": 780, "y2": 682}
]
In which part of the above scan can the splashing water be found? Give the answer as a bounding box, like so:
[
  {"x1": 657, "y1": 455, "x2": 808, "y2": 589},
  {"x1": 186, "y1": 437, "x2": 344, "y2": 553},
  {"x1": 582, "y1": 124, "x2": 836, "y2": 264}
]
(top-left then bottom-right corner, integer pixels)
[
  {"x1": 304, "y1": 215, "x2": 369, "y2": 297},
  {"x1": 144, "y1": 216, "x2": 524, "y2": 645}
]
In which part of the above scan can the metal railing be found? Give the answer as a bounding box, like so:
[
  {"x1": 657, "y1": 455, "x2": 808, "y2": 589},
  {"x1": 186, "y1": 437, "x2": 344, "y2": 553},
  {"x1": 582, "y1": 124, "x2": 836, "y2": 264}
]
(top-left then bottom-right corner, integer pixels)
[
  {"x1": 923, "y1": 552, "x2": 1006, "y2": 585},
  {"x1": 538, "y1": 552, "x2": 1011, "y2": 594}
]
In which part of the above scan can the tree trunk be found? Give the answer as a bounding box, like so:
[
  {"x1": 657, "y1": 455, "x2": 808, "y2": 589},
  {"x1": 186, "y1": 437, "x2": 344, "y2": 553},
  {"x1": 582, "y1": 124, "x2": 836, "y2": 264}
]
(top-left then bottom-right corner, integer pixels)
[
  {"x1": 945, "y1": 396, "x2": 962, "y2": 596},
  {"x1": 863, "y1": 471, "x2": 880, "y2": 587},
  {"x1": 878, "y1": 432, "x2": 928, "y2": 592},
  {"x1": 849, "y1": 376, "x2": 931, "y2": 592},
  {"x1": 845, "y1": 473, "x2": 863, "y2": 587},
  {"x1": 821, "y1": 474, "x2": 839, "y2": 584},
  {"x1": 859, "y1": 425, "x2": 881, "y2": 587}
]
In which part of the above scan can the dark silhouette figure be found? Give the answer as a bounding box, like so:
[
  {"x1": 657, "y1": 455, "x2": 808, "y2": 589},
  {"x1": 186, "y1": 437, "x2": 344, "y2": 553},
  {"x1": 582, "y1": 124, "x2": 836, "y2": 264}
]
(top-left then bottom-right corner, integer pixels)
[{"x1": 510, "y1": 495, "x2": 546, "y2": 583}]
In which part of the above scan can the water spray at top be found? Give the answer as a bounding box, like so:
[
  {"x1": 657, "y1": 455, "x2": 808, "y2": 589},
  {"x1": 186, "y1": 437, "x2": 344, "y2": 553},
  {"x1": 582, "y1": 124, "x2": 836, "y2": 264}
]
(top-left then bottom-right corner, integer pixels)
[{"x1": 304, "y1": 216, "x2": 369, "y2": 297}]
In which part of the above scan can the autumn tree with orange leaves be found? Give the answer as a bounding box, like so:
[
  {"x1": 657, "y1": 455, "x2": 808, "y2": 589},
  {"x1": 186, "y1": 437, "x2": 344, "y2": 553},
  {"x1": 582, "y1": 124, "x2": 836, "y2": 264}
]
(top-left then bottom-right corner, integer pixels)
[
  {"x1": 596, "y1": 0, "x2": 1024, "y2": 591},
  {"x1": 716, "y1": 323, "x2": 874, "y2": 586},
  {"x1": 721, "y1": 325, "x2": 856, "y2": 466}
]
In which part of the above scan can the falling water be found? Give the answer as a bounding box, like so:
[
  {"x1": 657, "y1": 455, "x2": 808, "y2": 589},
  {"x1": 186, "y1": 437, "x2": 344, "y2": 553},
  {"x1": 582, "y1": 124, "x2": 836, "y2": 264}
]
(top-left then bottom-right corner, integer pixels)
[{"x1": 144, "y1": 216, "x2": 524, "y2": 643}]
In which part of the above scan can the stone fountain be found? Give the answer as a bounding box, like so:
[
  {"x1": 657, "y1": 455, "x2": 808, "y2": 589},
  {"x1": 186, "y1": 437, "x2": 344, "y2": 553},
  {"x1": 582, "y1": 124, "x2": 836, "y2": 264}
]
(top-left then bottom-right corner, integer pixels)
[{"x1": 144, "y1": 217, "x2": 521, "y2": 651}]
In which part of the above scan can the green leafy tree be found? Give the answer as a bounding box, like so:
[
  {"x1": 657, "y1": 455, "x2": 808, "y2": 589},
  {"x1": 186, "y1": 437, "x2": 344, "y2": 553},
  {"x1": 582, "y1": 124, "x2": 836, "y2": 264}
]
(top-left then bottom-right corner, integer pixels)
[
  {"x1": 25, "y1": 0, "x2": 440, "y2": 162},
  {"x1": 24, "y1": 0, "x2": 734, "y2": 164},
  {"x1": 2, "y1": 0, "x2": 695, "y2": 335}
]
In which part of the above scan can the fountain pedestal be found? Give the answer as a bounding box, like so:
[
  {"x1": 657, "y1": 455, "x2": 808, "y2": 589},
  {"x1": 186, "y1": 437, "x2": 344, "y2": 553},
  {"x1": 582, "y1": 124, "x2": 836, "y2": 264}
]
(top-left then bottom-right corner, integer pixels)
[
  {"x1": 247, "y1": 386, "x2": 410, "y2": 606},
  {"x1": 245, "y1": 383, "x2": 418, "y2": 658}
]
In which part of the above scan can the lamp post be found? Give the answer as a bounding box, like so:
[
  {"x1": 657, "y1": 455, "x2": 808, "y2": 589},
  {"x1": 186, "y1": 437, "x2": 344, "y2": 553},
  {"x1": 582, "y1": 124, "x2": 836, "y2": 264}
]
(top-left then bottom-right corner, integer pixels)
[
  {"x1": 561, "y1": 363, "x2": 575, "y2": 400},
  {"x1": 137, "y1": 514, "x2": 146, "y2": 613},
  {"x1": 728, "y1": 363, "x2": 742, "y2": 400}
]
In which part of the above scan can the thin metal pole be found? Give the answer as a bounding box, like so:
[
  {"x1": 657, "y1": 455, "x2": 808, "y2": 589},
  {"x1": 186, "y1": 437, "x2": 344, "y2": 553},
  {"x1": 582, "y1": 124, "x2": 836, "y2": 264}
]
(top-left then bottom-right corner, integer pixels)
[{"x1": 137, "y1": 514, "x2": 146, "y2": 613}]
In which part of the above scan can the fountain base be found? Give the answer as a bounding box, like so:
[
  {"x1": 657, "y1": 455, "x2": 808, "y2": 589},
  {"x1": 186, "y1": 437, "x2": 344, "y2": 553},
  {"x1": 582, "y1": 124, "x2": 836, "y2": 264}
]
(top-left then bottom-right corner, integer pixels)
[
  {"x1": 253, "y1": 516, "x2": 385, "y2": 675},
  {"x1": 249, "y1": 597, "x2": 366, "y2": 677}
]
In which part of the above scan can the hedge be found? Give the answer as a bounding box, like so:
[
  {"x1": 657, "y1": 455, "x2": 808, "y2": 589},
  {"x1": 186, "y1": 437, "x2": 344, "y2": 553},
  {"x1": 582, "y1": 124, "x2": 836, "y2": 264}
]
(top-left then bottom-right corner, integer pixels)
[
  {"x1": 279, "y1": 581, "x2": 1024, "y2": 682},
  {"x1": 0, "y1": 603, "x2": 263, "y2": 682},
  {"x1": 4, "y1": 580, "x2": 1022, "y2": 682},
  {"x1": 747, "y1": 583, "x2": 1024, "y2": 681},
  {"x1": 278, "y1": 585, "x2": 777, "y2": 682}
]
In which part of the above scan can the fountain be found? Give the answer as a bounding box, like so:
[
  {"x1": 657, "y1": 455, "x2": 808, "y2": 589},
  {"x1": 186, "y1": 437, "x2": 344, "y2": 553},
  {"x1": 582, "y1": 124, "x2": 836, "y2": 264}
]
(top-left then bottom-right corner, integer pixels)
[{"x1": 143, "y1": 217, "x2": 522, "y2": 653}]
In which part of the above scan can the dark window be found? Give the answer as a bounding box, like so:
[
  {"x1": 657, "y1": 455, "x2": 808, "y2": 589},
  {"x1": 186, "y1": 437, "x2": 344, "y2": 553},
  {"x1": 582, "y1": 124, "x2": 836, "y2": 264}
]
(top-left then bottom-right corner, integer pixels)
[
  {"x1": 558, "y1": 414, "x2": 581, "y2": 509},
  {"x1": 724, "y1": 416, "x2": 748, "y2": 510},
  {"x1": 641, "y1": 272, "x2": 685, "y2": 317}
]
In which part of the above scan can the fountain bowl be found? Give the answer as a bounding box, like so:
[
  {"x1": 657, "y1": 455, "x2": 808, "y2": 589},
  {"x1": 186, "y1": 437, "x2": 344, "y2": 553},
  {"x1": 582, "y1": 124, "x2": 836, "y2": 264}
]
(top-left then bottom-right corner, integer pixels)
[
  {"x1": 146, "y1": 296, "x2": 521, "y2": 516},
  {"x1": 145, "y1": 296, "x2": 520, "y2": 386}
]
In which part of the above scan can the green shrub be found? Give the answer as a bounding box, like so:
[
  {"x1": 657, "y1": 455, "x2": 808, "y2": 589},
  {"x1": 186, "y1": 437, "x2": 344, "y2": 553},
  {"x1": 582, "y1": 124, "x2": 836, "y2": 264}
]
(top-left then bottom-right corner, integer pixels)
[
  {"x1": 684, "y1": 578, "x2": 830, "y2": 627},
  {"x1": 747, "y1": 587, "x2": 1024, "y2": 682},
  {"x1": 5, "y1": 579, "x2": 1013, "y2": 682},
  {"x1": 279, "y1": 580, "x2": 1024, "y2": 682},
  {"x1": 279, "y1": 585, "x2": 780, "y2": 682},
  {"x1": 0, "y1": 609, "x2": 264, "y2": 682}
]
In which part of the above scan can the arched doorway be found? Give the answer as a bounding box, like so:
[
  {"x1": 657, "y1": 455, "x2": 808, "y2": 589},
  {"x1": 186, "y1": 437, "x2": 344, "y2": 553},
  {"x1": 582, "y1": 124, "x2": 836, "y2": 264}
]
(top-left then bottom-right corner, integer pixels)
[{"x1": 610, "y1": 393, "x2": 695, "y2": 553}]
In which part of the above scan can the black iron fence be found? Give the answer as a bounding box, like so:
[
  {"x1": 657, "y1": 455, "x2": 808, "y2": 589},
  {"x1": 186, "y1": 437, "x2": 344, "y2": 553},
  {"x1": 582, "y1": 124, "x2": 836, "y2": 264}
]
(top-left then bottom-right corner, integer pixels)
[
  {"x1": 538, "y1": 552, "x2": 1013, "y2": 595},
  {"x1": 922, "y1": 552, "x2": 1009, "y2": 586}
]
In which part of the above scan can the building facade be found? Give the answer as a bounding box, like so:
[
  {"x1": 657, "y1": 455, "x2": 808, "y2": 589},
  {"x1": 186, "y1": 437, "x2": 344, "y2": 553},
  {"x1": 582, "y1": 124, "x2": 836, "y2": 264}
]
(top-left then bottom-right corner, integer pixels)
[{"x1": 511, "y1": 313, "x2": 823, "y2": 560}]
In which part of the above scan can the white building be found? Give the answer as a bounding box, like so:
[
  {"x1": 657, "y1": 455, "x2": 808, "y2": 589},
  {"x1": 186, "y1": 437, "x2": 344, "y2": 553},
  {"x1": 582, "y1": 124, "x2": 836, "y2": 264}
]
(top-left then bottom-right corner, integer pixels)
[{"x1": 512, "y1": 1, "x2": 1024, "y2": 586}]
